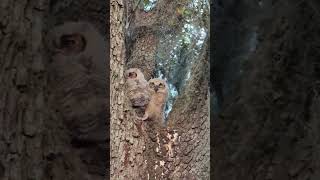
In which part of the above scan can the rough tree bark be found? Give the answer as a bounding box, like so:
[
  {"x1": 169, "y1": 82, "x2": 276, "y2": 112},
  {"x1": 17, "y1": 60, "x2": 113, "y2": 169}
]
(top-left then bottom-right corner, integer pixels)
[
  {"x1": 213, "y1": 1, "x2": 320, "y2": 179},
  {"x1": 110, "y1": 0, "x2": 209, "y2": 179},
  {"x1": 166, "y1": 39, "x2": 210, "y2": 179},
  {"x1": 0, "y1": 0, "x2": 108, "y2": 179},
  {"x1": 0, "y1": 1, "x2": 49, "y2": 179},
  {"x1": 110, "y1": 0, "x2": 127, "y2": 178}
]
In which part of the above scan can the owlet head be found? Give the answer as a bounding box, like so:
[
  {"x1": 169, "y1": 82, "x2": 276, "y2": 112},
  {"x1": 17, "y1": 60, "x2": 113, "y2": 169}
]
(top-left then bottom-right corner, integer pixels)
[
  {"x1": 125, "y1": 68, "x2": 144, "y2": 80},
  {"x1": 148, "y1": 78, "x2": 168, "y2": 94}
]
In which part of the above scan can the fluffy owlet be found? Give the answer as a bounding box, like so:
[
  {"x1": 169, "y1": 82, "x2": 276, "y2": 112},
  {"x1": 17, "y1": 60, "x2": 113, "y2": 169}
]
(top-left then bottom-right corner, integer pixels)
[
  {"x1": 47, "y1": 22, "x2": 107, "y2": 176},
  {"x1": 47, "y1": 21, "x2": 107, "y2": 142},
  {"x1": 141, "y1": 78, "x2": 168, "y2": 123},
  {"x1": 125, "y1": 68, "x2": 150, "y2": 108}
]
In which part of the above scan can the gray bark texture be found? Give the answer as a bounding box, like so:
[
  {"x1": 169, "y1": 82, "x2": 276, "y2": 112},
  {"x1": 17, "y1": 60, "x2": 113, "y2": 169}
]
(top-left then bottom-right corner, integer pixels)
[
  {"x1": 213, "y1": 1, "x2": 320, "y2": 180},
  {"x1": 110, "y1": 0, "x2": 209, "y2": 179},
  {"x1": 0, "y1": 0, "x2": 108, "y2": 179}
]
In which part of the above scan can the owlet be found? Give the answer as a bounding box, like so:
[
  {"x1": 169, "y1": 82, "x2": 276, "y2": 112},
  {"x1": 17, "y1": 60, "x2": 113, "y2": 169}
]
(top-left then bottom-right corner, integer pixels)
[
  {"x1": 141, "y1": 78, "x2": 168, "y2": 123},
  {"x1": 125, "y1": 68, "x2": 150, "y2": 108}
]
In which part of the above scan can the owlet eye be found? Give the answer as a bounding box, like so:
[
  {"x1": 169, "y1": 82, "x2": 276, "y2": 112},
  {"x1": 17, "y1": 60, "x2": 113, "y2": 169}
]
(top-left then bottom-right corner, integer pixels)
[
  {"x1": 159, "y1": 83, "x2": 165, "y2": 88},
  {"x1": 149, "y1": 82, "x2": 155, "y2": 88},
  {"x1": 128, "y1": 72, "x2": 137, "y2": 78},
  {"x1": 60, "y1": 34, "x2": 86, "y2": 54}
]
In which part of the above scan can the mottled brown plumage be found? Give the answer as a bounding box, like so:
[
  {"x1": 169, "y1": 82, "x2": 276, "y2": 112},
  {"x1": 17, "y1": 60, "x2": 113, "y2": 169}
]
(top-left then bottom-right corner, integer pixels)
[
  {"x1": 141, "y1": 78, "x2": 168, "y2": 124},
  {"x1": 125, "y1": 68, "x2": 150, "y2": 108}
]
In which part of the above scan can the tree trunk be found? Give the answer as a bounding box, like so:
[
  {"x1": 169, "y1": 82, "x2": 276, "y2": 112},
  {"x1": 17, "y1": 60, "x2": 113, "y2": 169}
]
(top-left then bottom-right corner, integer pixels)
[
  {"x1": 110, "y1": 0, "x2": 129, "y2": 178},
  {"x1": 166, "y1": 39, "x2": 210, "y2": 179},
  {"x1": 110, "y1": 0, "x2": 209, "y2": 179},
  {"x1": 0, "y1": 1, "x2": 49, "y2": 179},
  {"x1": 0, "y1": 0, "x2": 108, "y2": 179}
]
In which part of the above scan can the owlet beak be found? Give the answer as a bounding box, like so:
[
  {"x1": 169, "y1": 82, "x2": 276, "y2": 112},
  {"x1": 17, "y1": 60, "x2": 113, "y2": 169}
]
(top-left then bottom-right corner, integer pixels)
[{"x1": 154, "y1": 86, "x2": 159, "y2": 92}]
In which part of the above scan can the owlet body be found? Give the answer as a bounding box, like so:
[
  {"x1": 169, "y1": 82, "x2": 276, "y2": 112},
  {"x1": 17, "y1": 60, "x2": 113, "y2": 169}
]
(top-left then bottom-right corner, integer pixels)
[
  {"x1": 141, "y1": 78, "x2": 168, "y2": 123},
  {"x1": 125, "y1": 68, "x2": 150, "y2": 107}
]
